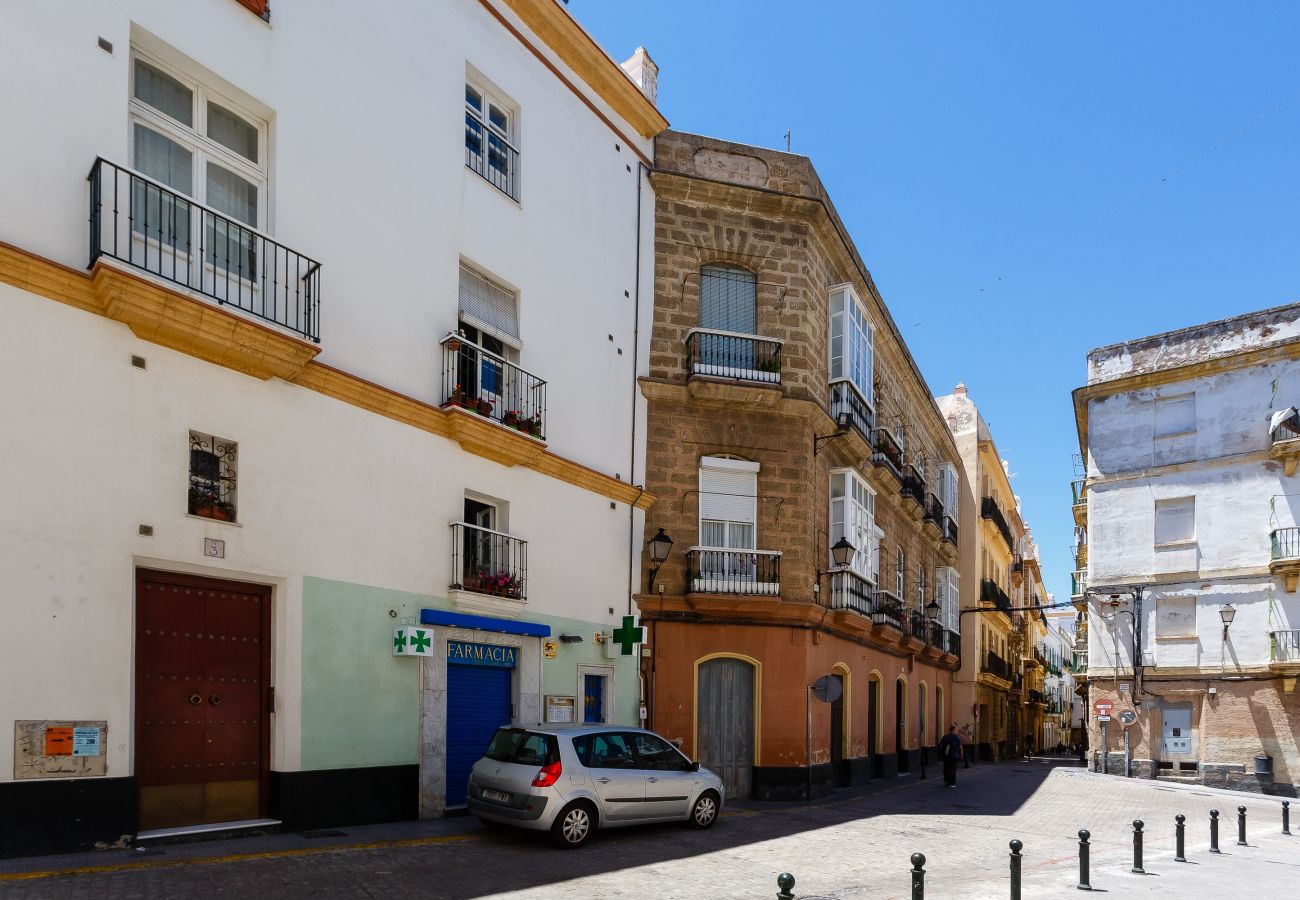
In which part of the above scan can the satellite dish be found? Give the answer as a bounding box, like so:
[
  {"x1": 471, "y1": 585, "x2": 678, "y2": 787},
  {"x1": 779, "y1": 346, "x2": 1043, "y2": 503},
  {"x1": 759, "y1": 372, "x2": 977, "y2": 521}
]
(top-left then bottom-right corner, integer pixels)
[{"x1": 812, "y1": 675, "x2": 843, "y2": 704}]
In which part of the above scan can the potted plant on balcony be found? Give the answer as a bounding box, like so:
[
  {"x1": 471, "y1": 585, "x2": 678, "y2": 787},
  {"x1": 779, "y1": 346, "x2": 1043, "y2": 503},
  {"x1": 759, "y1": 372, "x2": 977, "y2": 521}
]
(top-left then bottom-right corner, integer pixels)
[
  {"x1": 443, "y1": 383, "x2": 468, "y2": 409},
  {"x1": 526, "y1": 415, "x2": 543, "y2": 438},
  {"x1": 475, "y1": 397, "x2": 494, "y2": 416},
  {"x1": 481, "y1": 570, "x2": 521, "y2": 599},
  {"x1": 503, "y1": 409, "x2": 520, "y2": 427},
  {"x1": 445, "y1": 328, "x2": 466, "y2": 353},
  {"x1": 189, "y1": 485, "x2": 232, "y2": 521}
]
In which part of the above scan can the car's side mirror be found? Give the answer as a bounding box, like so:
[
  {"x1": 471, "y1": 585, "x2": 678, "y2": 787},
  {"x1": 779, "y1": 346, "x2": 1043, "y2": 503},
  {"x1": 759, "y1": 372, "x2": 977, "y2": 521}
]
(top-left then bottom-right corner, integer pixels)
[{"x1": 689, "y1": 760, "x2": 700, "y2": 772}]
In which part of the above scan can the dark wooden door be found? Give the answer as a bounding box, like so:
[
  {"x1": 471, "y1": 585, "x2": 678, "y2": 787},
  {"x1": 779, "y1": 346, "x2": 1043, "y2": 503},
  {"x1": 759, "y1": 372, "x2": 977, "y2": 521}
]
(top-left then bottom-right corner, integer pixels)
[
  {"x1": 896, "y1": 679, "x2": 909, "y2": 773},
  {"x1": 867, "y1": 677, "x2": 882, "y2": 778},
  {"x1": 829, "y1": 674, "x2": 847, "y2": 785},
  {"x1": 136, "y1": 569, "x2": 270, "y2": 831},
  {"x1": 697, "y1": 658, "x2": 754, "y2": 800}
]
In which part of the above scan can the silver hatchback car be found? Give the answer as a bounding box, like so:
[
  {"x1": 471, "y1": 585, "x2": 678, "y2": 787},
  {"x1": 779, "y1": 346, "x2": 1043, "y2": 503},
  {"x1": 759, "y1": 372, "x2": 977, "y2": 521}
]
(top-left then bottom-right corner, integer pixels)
[{"x1": 467, "y1": 725, "x2": 725, "y2": 848}]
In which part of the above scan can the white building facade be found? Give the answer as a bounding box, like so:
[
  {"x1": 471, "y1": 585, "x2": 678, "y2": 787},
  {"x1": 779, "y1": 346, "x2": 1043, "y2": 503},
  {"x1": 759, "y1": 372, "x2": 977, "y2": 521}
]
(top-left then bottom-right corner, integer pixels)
[
  {"x1": 0, "y1": 0, "x2": 667, "y2": 855},
  {"x1": 1074, "y1": 303, "x2": 1300, "y2": 794}
]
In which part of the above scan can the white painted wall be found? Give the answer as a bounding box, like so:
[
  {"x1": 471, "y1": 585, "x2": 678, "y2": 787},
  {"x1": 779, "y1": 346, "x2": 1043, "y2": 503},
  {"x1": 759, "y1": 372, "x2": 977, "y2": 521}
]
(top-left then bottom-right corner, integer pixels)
[
  {"x1": 0, "y1": 0, "x2": 656, "y2": 783},
  {"x1": 0, "y1": 0, "x2": 655, "y2": 477},
  {"x1": 1084, "y1": 354, "x2": 1300, "y2": 672}
]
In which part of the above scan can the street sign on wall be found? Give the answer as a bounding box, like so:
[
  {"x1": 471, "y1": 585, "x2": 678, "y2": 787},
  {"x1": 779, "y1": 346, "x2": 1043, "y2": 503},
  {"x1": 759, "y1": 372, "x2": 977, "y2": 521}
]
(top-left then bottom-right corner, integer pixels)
[
  {"x1": 1093, "y1": 698, "x2": 1113, "y2": 717},
  {"x1": 1118, "y1": 709, "x2": 1138, "y2": 727}
]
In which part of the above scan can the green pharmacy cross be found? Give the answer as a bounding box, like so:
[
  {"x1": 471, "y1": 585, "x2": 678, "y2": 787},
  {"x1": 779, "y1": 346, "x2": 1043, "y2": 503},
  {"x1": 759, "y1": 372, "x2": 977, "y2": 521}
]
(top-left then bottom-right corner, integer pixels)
[
  {"x1": 611, "y1": 616, "x2": 643, "y2": 656},
  {"x1": 393, "y1": 631, "x2": 407, "y2": 653},
  {"x1": 410, "y1": 629, "x2": 432, "y2": 653}
]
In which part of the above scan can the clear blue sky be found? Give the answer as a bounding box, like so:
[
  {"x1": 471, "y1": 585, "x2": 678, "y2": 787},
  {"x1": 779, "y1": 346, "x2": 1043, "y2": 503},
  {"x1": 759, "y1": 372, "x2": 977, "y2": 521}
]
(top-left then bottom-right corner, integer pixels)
[{"x1": 574, "y1": 0, "x2": 1300, "y2": 605}]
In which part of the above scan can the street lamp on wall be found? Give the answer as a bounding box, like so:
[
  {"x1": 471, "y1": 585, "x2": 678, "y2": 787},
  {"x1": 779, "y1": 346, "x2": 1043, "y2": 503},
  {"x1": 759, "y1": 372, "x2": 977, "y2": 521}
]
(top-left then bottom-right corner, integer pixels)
[
  {"x1": 1219, "y1": 603, "x2": 1236, "y2": 639},
  {"x1": 814, "y1": 537, "x2": 857, "y2": 596},
  {"x1": 647, "y1": 528, "x2": 673, "y2": 592}
]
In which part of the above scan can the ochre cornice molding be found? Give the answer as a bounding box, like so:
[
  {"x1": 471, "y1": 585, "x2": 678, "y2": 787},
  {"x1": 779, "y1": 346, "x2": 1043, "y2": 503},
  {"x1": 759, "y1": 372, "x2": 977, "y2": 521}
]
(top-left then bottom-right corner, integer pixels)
[
  {"x1": 0, "y1": 242, "x2": 653, "y2": 510},
  {"x1": 489, "y1": 0, "x2": 668, "y2": 142}
]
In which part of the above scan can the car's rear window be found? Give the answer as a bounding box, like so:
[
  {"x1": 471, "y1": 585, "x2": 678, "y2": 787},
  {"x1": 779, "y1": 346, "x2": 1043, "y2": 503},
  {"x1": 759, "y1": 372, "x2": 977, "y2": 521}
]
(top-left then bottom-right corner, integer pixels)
[{"x1": 484, "y1": 728, "x2": 558, "y2": 765}]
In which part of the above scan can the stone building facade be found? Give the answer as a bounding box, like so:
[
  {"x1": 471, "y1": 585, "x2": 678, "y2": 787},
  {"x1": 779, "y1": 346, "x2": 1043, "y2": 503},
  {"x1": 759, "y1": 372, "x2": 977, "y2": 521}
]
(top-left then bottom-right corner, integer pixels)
[
  {"x1": 637, "y1": 131, "x2": 964, "y2": 800},
  {"x1": 1073, "y1": 303, "x2": 1300, "y2": 794}
]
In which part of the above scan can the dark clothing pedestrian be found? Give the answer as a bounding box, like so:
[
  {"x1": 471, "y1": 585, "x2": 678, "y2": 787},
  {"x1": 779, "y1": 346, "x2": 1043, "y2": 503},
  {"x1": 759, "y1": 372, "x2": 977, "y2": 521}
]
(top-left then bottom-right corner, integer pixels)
[{"x1": 939, "y1": 731, "x2": 962, "y2": 786}]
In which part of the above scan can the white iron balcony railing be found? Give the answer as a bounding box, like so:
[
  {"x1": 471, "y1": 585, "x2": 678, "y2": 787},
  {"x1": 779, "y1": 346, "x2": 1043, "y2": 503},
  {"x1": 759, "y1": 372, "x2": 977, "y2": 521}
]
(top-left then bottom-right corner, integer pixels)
[
  {"x1": 440, "y1": 333, "x2": 547, "y2": 440},
  {"x1": 88, "y1": 157, "x2": 321, "y2": 342},
  {"x1": 684, "y1": 328, "x2": 783, "y2": 384},
  {"x1": 685, "y1": 547, "x2": 781, "y2": 595},
  {"x1": 1272, "y1": 630, "x2": 1300, "y2": 662},
  {"x1": 450, "y1": 521, "x2": 527, "y2": 601}
]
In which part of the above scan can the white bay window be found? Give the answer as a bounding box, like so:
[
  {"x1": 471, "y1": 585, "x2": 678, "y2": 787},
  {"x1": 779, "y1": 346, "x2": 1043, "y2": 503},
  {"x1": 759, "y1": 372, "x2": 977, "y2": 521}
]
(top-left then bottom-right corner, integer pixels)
[
  {"x1": 829, "y1": 284, "x2": 875, "y2": 411},
  {"x1": 830, "y1": 468, "x2": 875, "y2": 581}
]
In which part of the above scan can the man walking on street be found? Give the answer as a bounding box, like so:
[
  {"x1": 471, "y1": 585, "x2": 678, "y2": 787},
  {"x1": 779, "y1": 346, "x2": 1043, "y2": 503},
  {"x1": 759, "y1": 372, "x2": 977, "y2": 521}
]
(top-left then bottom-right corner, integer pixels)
[{"x1": 939, "y1": 724, "x2": 962, "y2": 787}]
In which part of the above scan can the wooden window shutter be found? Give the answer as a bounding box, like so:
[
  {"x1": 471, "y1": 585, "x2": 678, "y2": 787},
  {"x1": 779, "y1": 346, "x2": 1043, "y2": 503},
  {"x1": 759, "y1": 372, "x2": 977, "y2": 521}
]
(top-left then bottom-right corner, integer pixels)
[{"x1": 235, "y1": 0, "x2": 271, "y2": 21}]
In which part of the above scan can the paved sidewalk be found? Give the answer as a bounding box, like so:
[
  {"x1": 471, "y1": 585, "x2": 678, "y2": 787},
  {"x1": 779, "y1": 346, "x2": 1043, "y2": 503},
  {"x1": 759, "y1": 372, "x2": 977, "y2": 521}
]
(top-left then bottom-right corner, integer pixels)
[{"x1": 0, "y1": 761, "x2": 1293, "y2": 898}]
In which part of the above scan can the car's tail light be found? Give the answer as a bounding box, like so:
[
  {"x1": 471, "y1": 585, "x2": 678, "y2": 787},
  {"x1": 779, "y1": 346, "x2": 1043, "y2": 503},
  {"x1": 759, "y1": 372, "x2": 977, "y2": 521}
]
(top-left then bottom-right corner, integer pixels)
[{"x1": 531, "y1": 760, "x2": 562, "y2": 787}]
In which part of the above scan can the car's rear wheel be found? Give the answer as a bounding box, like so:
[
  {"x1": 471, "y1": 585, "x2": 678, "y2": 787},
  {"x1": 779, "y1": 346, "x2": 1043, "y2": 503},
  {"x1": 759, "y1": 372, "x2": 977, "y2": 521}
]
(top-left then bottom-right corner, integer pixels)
[
  {"x1": 550, "y1": 800, "x2": 596, "y2": 848},
  {"x1": 688, "y1": 791, "x2": 719, "y2": 829}
]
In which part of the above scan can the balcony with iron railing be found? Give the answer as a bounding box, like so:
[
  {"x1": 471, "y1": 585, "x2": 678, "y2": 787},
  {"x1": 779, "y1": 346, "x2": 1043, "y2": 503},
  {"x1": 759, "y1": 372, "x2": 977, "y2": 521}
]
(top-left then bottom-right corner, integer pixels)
[
  {"x1": 982, "y1": 651, "x2": 1012, "y2": 681},
  {"x1": 684, "y1": 329, "x2": 783, "y2": 385},
  {"x1": 89, "y1": 157, "x2": 322, "y2": 342},
  {"x1": 1270, "y1": 527, "x2": 1300, "y2": 592},
  {"x1": 900, "y1": 464, "x2": 924, "y2": 508},
  {"x1": 979, "y1": 578, "x2": 1013, "y2": 620},
  {"x1": 980, "y1": 496, "x2": 1015, "y2": 550},
  {"x1": 1071, "y1": 479, "x2": 1087, "y2": 526},
  {"x1": 923, "y1": 492, "x2": 944, "y2": 538},
  {"x1": 686, "y1": 547, "x2": 782, "y2": 596},
  {"x1": 465, "y1": 108, "x2": 519, "y2": 200},
  {"x1": 871, "y1": 428, "x2": 904, "y2": 481},
  {"x1": 1027, "y1": 688, "x2": 1045, "y2": 706},
  {"x1": 1071, "y1": 650, "x2": 1089, "y2": 676},
  {"x1": 941, "y1": 515, "x2": 959, "y2": 548},
  {"x1": 1270, "y1": 629, "x2": 1300, "y2": 670},
  {"x1": 450, "y1": 521, "x2": 527, "y2": 602},
  {"x1": 1071, "y1": 568, "x2": 1087, "y2": 600},
  {"x1": 829, "y1": 381, "x2": 874, "y2": 442},
  {"x1": 1269, "y1": 413, "x2": 1300, "y2": 475},
  {"x1": 828, "y1": 569, "x2": 876, "y2": 617},
  {"x1": 440, "y1": 333, "x2": 547, "y2": 440}
]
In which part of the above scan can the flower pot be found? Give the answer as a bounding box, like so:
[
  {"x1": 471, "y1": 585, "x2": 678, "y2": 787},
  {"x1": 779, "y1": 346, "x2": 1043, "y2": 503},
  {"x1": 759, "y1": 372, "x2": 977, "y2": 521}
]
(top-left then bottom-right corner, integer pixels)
[
  {"x1": 446, "y1": 339, "x2": 462, "y2": 353},
  {"x1": 503, "y1": 412, "x2": 519, "y2": 427},
  {"x1": 476, "y1": 400, "x2": 493, "y2": 416}
]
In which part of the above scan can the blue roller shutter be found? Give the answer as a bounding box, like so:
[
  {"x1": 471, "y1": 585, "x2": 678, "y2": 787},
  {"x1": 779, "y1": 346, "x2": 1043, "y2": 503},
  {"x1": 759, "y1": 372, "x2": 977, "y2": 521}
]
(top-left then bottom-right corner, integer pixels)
[{"x1": 445, "y1": 664, "x2": 512, "y2": 807}]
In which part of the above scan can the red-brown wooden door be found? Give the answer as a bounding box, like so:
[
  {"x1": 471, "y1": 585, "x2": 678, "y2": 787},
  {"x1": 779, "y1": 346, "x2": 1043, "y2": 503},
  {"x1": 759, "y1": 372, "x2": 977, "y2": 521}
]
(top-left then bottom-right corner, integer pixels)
[{"x1": 135, "y1": 569, "x2": 270, "y2": 831}]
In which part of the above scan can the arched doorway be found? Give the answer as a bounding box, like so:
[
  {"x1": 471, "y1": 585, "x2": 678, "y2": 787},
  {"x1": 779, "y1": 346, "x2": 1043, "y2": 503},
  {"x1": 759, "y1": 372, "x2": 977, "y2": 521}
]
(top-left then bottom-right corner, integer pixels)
[
  {"x1": 896, "y1": 678, "x2": 909, "y2": 774},
  {"x1": 918, "y1": 682, "x2": 928, "y2": 766},
  {"x1": 829, "y1": 671, "x2": 848, "y2": 786},
  {"x1": 697, "y1": 656, "x2": 756, "y2": 799}
]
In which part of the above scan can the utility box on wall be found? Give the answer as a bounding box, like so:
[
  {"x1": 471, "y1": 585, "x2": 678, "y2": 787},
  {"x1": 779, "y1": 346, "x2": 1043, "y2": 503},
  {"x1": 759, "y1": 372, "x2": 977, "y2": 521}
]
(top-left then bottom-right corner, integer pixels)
[{"x1": 14, "y1": 720, "x2": 108, "y2": 779}]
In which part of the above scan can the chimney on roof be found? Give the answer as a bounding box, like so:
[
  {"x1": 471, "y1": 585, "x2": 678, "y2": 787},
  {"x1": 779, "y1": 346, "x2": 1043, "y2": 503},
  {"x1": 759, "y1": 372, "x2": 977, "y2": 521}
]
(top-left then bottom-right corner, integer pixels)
[
  {"x1": 621, "y1": 46, "x2": 658, "y2": 106},
  {"x1": 954, "y1": 382, "x2": 967, "y2": 396}
]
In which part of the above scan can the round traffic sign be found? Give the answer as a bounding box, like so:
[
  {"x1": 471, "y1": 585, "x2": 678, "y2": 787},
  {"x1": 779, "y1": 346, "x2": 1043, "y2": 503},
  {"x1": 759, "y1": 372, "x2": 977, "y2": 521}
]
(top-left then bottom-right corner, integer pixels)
[
  {"x1": 1118, "y1": 709, "x2": 1138, "y2": 727},
  {"x1": 812, "y1": 675, "x2": 843, "y2": 704},
  {"x1": 1093, "y1": 699, "x2": 1113, "y2": 716}
]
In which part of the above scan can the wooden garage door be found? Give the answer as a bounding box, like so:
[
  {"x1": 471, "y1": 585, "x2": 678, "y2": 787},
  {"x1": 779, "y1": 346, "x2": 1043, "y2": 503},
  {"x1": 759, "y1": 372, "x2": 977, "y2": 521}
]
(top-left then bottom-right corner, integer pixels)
[
  {"x1": 697, "y1": 657, "x2": 755, "y2": 800},
  {"x1": 135, "y1": 569, "x2": 270, "y2": 831}
]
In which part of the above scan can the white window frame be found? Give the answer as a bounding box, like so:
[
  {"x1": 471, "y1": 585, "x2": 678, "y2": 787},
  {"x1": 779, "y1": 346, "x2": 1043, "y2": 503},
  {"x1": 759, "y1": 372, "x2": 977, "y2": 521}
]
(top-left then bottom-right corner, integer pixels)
[
  {"x1": 465, "y1": 77, "x2": 520, "y2": 200},
  {"x1": 896, "y1": 546, "x2": 905, "y2": 599},
  {"x1": 828, "y1": 284, "x2": 875, "y2": 411},
  {"x1": 940, "y1": 462, "x2": 959, "y2": 518},
  {"x1": 1154, "y1": 496, "x2": 1196, "y2": 547},
  {"x1": 1154, "y1": 393, "x2": 1197, "y2": 439},
  {"x1": 829, "y1": 468, "x2": 876, "y2": 581},
  {"x1": 129, "y1": 49, "x2": 269, "y2": 230}
]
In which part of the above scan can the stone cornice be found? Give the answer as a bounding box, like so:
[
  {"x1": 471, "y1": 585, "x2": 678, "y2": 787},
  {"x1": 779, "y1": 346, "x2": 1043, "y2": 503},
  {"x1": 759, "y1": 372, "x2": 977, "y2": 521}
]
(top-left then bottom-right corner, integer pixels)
[
  {"x1": 492, "y1": 0, "x2": 667, "y2": 142},
  {"x1": 0, "y1": 241, "x2": 653, "y2": 511}
]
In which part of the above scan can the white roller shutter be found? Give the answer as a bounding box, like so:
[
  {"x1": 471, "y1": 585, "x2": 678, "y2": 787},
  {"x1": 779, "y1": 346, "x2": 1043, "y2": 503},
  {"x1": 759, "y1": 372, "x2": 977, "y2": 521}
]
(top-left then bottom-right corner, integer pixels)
[
  {"x1": 459, "y1": 264, "x2": 520, "y2": 341},
  {"x1": 699, "y1": 457, "x2": 758, "y2": 525}
]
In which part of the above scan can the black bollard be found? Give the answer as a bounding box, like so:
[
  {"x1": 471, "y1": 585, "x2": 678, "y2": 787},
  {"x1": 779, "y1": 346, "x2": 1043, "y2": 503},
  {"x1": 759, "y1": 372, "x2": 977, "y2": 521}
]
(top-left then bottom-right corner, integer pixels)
[
  {"x1": 911, "y1": 852, "x2": 926, "y2": 900},
  {"x1": 1077, "y1": 829, "x2": 1092, "y2": 891},
  {"x1": 1009, "y1": 840, "x2": 1023, "y2": 900},
  {"x1": 1238, "y1": 806, "x2": 1248, "y2": 846},
  {"x1": 1175, "y1": 814, "x2": 1186, "y2": 862},
  {"x1": 1210, "y1": 809, "x2": 1221, "y2": 853},
  {"x1": 777, "y1": 872, "x2": 795, "y2": 900},
  {"x1": 1284, "y1": 800, "x2": 1292, "y2": 836},
  {"x1": 1131, "y1": 819, "x2": 1145, "y2": 874}
]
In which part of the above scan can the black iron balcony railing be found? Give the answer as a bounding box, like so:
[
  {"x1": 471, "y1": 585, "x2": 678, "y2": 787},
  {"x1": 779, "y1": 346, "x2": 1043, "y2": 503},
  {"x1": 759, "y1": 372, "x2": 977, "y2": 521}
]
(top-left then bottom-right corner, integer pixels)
[
  {"x1": 908, "y1": 611, "x2": 929, "y2": 643},
  {"x1": 450, "y1": 521, "x2": 527, "y2": 601},
  {"x1": 901, "y1": 464, "x2": 924, "y2": 505},
  {"x1": 829, "y1": 569, "x2": 875, "y2": 617},
  {"x1": 88, "y1": 157, "x2": 321, "y2": 342},
  {"x1": 1071, "y1": 569, "x2": 1087, "y2": 598},
  {"x1": 465, "y1": 110, "x2": 519, "y2": 200},
  {"x1": 684, "y1": 329, "x2": 782, "y2": 384},
  {"x1": 1028, "y1": 689, "x2": 1045, "y2": 705},
  {"x1": 829, "y1": 381, "x2": 874, "y2": 440},
  {"x1": 872, "y1": 591, "x2": 905, "y2": 631},
  {"x1": 686, "y1": 547, "x2": 782, "y2": 595},
  {"x1": 982, "y1": 651, "x2": 1011, "y2": 680},
  {"x1": 1271, "y1": 527, "x2": 1300, "y2": 561},
  {"x1": 924, "y1": 492, "x2": 944, "y2": 526},
  {"x1": 871, "y1": 428, "x2": 904, "y2": 477},
  {"x1": 1071, "y1": 650, "x2": 1089, "y2": 674},
  {"x1": 980, "y1": 578, "x2": 1012, "y2": 618},
  {"x1": 980, "y1": 496, "x2": 1015, "y2": 550},
  {"x1": 1272, "y1": 629, "x2": 1300, "y2": 662},
  {"x1": 942, "y1": 516, "x2": 959, "y2": 546},
  {"x1": 943, "y1": 627, "x2": 961, "y2": 657},
  {"x1": 441, "y1": 333, "x2": 547, "y2": 440},
  {"x1": 1011, "y1": 552, "x2": 1023, "y2": 574}
]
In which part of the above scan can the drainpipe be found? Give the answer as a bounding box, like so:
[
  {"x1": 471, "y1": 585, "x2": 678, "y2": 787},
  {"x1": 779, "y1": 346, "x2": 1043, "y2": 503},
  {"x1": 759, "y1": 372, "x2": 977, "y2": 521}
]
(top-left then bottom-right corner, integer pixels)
[{"x1": 627, "y1": 161, "x2": 647, "y2": 725}]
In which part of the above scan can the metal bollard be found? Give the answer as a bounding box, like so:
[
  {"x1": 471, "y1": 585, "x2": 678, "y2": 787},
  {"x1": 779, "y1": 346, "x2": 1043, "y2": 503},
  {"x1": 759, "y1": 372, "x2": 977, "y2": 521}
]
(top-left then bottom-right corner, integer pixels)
[
  {"x1": 1210, "y1": 809, "x2": 1221, "y2": 853},
  {"x1": 1284, "y1": 800, "x2": 1292, "y2": 836},
  {"x1": 1175, "y1": 814, "x2": 1186, "y2": 862},
  {"x1": 777, "y1": 872, "x2": 795, "y2": 900},
  {"x1": 910, "y1": 852, "x2": 926, "y2": 900},
  {"x1": 1238, "y1": 806, "x2": 1248, "y2": 846},
  {"x1": 1009, "y1": 840, "x2": 1023, "y2": 900},
  {"x1": 1131, "y1": 819, "x2": 1145, "y2": 874},
  {"x1": 1077, "y1": 829, "x2": 1092, "y2": 891}
]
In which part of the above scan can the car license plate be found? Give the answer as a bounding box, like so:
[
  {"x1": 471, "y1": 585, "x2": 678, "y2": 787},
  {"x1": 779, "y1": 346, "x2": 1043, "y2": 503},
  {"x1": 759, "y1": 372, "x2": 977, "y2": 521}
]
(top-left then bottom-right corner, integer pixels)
[{"x1": 482, "y1": 789, "x2": 509, "y2": 804}]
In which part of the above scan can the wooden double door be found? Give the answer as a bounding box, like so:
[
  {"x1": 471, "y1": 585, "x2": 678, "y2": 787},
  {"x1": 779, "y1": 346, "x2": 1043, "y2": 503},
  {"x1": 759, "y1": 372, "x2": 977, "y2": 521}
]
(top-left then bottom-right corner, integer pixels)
[{"x1": 135, "y1": 569, "x2": 271, "y2": 831}]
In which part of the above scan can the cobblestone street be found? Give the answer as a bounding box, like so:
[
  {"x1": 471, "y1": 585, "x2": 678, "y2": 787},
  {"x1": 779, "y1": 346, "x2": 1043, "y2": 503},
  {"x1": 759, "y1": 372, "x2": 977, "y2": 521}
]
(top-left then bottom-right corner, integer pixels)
[{"x1": 2, "y1": 760, "x2": 1296, "y2": 899}]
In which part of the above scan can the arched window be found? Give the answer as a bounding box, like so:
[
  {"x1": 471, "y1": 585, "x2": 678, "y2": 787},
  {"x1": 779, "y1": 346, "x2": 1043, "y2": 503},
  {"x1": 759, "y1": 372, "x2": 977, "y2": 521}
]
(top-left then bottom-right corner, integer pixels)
[{"x1": 699, "y1": 264, "x2": 756, "y2": 334}]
